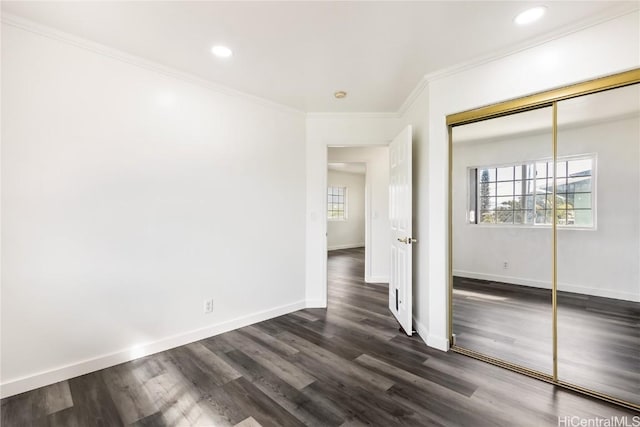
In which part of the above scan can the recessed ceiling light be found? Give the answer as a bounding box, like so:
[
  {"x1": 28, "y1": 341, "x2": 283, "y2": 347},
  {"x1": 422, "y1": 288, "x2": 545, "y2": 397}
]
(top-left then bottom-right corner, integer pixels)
[
  {"x1": 334, "y1": 91, "x2": 347, "y2": 99},
  {"x1": 211, "y1": 45, "x2": 233, "y2": 58},
  {"x1": 514, "y1": 6, "x2": 547, "y2": 25}
]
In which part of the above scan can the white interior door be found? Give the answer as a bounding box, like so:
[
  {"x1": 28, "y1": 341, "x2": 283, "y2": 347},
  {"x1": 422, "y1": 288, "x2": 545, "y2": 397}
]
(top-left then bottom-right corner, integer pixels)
[{"x1": 389, "y1": 125, "x2": 413, "y2": 336}]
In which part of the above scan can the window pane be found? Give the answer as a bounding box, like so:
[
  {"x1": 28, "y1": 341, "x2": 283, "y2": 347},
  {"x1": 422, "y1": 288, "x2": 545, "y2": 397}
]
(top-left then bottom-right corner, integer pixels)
[
  {"x1": 497, "y1": 166, "x2": 514, "y2": 181},
  {"x1": 478, "y1": 168, "x2": 496, "y2": 182},
  {"x1": 497, "y1": 181, "x2": 514, "y2": 196},
  {"x1": 496, "y1": 210, "x2": 513, "y2": 224},
  {"x1": 535, "y1": 209, "x2": 550, "y2": 224},
  {"x1": 555, "y1": 177, "x2": 568, "y2": 192},
  {"x1": 514, "y1": 210, "x2": 524, "y2": 224},
  {"x1": 567, "y1": 176, "x2": 591, "y2": 193},
  {"x1": 479, "y1": 181, "x2": 496, "y2": 198},
  {"x1": 524, "y1": 164, "x2": 536, "y2": 179},
  {"x1": 568, "y1": 159, "x2": 592, "y2": 176},
  {"x1": 535, "y1": 194, "x2": 548, "y2": 210},
  {"x1": 514, "y1": 165, "x2": 524, "y2": 180},
  {"x1": 574, "y1": 209, "x2": 593, "y2": 226},
  {"x1": 536, "y1": 162, "x2": 549, "y2": 178},
  {"x1": 556, "y1": 161, "x2": 567, "y2": 178},
  {"x1": 514, "y1": 180, "x2": 535, "y2": 195},
  {"x1": 555, "y1": 194, "x2": 569, "y2": 209},
  {"x1": 479, "y1": 196, "x2": 495, "y2": 211},
  {"x1": 518, "y1": 195, "x2": 534, "y2": 210},
  {"x1": 573, "y1": 193, "x2": 591, "y2": 209},
  {"x1": 496, "y1": 196, "x2": 514, "y2": 209},
  {"x1": 556, "y1": 209, "x2": 568, "y2": 225},
  {"x1": 480, "y1": 211, "x2": 496, "y2": 223}
]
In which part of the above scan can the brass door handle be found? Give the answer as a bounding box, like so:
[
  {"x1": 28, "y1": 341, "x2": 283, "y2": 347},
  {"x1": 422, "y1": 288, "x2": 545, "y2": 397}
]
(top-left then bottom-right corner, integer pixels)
[{"x1": 397, "y1": 237, "x2": 417, "y2": 244}]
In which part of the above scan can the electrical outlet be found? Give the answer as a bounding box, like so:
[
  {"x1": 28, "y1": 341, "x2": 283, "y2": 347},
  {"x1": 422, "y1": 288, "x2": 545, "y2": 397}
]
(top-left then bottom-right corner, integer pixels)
[
  {"x1": 204, "y1": 299, "x2": 213, "y2": 314},
  {"x1": 503, "y1": 261, "x2": 509, "y2": 269}
]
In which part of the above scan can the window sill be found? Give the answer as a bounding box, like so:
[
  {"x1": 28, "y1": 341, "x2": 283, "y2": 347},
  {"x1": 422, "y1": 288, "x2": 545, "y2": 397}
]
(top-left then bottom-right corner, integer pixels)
[{"x1": 467, "y1": 223, "x2": 596, "y2": 231}]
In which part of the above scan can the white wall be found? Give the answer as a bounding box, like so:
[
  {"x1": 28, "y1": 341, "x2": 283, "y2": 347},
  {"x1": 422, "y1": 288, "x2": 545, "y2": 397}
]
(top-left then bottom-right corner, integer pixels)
[
  {"x1": 328, "y1": 147, "x2": 389, "y2": 282},
  {"x1": 1, "y1": 22, "x2": 307, "y2": 397},
  {"x1": 424, "y1": 11, "x2": 640, "y2": 350},
  {"x1": 305, "y1": 114, "x2": 399, "y2": 307},
  {"x1": 453, "y1": 115, "x2": 640, "y2": 302},
  {"x1": 327, "y1": 169, "x2": 365, "y2": 251}
]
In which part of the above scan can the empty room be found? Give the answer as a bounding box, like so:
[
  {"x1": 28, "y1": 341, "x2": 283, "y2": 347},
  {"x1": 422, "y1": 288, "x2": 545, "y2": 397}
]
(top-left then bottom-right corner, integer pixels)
[{"x1": 1, "y1": 1, "x2": 639, "y2": 426}]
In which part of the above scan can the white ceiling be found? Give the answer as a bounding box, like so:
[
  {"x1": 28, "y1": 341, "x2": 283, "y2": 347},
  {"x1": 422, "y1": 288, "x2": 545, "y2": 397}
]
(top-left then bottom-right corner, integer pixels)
[
  {"x1": 2, "y1": 1, "x2": 638, "y2": 112},
  {"x1": 328, "y1": 163, "x2": 367, "y2": 175}
]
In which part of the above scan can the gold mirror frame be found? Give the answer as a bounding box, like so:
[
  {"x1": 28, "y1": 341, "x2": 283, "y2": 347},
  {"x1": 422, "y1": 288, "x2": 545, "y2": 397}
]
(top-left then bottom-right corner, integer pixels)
[{"x1": 447, "y1": 68, "x2": 640, "y2": 411}]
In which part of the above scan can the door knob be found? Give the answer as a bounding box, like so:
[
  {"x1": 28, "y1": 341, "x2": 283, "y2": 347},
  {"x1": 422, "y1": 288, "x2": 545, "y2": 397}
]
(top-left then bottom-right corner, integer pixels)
[{"x1": 397, "y1": 237, "x2": 417, "y2": 244}]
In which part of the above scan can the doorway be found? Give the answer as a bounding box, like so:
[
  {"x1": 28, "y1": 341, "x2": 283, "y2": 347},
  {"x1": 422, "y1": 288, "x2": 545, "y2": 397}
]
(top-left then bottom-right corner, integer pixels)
[{"x1": 326, "y1": 147, "x2": 390, "y2": 292}]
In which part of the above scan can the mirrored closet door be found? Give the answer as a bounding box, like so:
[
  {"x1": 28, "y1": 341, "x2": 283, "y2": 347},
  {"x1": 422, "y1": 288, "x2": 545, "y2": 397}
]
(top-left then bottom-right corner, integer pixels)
[
  {"x1": 451, "y1": 107, "x2": 554, "y2": 375},
  {"x1": 556, "y1": 83, "x2": 640, "y2": 407},
  {"x1": 449, "y1": 69, "x2": 639, "y2": 411}
]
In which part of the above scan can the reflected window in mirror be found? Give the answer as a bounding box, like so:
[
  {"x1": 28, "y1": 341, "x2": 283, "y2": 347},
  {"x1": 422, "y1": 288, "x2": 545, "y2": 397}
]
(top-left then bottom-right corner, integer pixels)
[{"x1": 468, "y1": 154, "x2": 595, "y2": 228}]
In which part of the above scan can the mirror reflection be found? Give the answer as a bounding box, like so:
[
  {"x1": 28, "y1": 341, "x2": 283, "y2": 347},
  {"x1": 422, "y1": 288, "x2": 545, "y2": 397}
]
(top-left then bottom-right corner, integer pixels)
[
  {"x1": 556, "y1": 83, "x2": 640, "y2": 406},
  {"x1": 452, "y1": 106, "x2": 554, "y2": 374}
]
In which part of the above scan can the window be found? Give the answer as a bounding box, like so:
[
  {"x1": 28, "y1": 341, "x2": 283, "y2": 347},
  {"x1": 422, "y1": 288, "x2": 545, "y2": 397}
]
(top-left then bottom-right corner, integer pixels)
[
  {"x1": 469, "y1": 155, "x2": 595, "y2": 227},
  {"x1": 328, "y1": 186, "x2": 347, "y2": 220}
]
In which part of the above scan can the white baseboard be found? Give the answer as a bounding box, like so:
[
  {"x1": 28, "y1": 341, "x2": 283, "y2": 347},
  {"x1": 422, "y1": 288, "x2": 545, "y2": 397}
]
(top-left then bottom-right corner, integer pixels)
[
  {"x1": 454, "y1": 270, "x2": 639, "y2": 302},
  {"x1": 412, "y1": 317, "x2": 429, "y2": 344},
  {"x1": 0, "y1": 300, "x2": 306, "y2": 399},
  {"x1": 327, "y1": 243, "x2": 365, "y2": 251},
  {"x1": 305, "y1": 299, "x2": 327, "y2": 309},
  {"x1": 365, "y1": 275, "x2": 388, "y2": 284},
  {"x1": 426, "y1": 334, "x2": 450, "y2": 352},
  {"x1": 410, "y1": 317, "x2": 449, "y2": 352}
]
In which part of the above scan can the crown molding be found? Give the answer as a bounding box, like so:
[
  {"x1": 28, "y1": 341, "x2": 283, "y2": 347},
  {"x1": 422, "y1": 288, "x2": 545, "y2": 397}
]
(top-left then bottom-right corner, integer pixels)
[
  {"x1": 397, "y1": 6, "x2": 640, "y2": 118},
  {"x1": 1, "y1": 13, "x2": 305, "y2": 117},
  {"x1": 306, "y1": 111, "x2": 400, "y2": 119},
  {"x1": 396, "y1": 76, "x2": 429, "y2": 117}
]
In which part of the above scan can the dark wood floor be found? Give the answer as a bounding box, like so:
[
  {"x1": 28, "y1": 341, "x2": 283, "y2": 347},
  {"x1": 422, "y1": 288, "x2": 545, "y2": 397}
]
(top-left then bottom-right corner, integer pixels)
[
  {"x1": 453, "y1": 276, "x2": 640, "y2": 407},
  {"x1": 2, "y1": 249, "x2": 637, "y2": 426}
]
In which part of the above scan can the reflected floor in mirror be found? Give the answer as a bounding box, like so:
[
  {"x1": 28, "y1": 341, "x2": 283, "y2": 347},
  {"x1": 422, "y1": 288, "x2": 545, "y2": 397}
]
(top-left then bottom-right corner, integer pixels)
[{"x1": 453, "y1": 276, "x2": 640, "y2": 407}]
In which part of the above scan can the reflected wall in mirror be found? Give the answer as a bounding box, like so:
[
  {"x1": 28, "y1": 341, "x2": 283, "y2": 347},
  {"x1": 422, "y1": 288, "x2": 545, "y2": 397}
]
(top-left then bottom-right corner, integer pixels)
[
  {"x1": 451, "y1": 106, "x2": 553, "y2": 374},
  {"x1": 556, "y1": 83, "x2": 640, "y2": 406}
]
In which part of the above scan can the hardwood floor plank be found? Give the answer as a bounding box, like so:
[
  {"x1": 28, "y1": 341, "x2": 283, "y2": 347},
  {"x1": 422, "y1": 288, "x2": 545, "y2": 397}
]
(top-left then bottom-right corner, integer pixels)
[
  {"x1": 219, "y1": 331, "x2": 316, "y2": 390},
  {"x1": 277, "y1": 331, "x2": 395, "y2": 392},
  {"x1": 239, "y1": 325, "x2": 300, "y2": 357},
  {"x1": 42, "y1": 381, "x2": 73, "y2": 415},
  {"x1": 223, "y1": 377, "x2": 304, "y2": 427},
  {"x1": 102, "y1": 363, "x2": 158, "y2": 424},
  {"x1": 46, "y1": 407, "x2": 81, "y2": 427},
  {"x1": 234, "y1": 416, "x2": 263, "y2": 427},
  {"x1": 184, "y1": 341, "x2": 242, "y2": 385},
  {"x1": 68, "y1": 372, "x2": 124, "y2": 426},
  {"x1": 161, "y1": 352, "x2": 243, "y2": 426},
  {"x1": 221, "y1": 349, "x2": 345, "y2": 426}
]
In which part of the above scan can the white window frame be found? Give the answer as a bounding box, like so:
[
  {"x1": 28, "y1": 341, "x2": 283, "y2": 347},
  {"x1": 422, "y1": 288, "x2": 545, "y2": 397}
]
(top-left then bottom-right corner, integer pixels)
[
  {"x1": 327, "y1": 186, "x2": 348, "y2": 221},
  {"x1": 468, "y1": 153, "x2": 597, "y2": 230}
]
